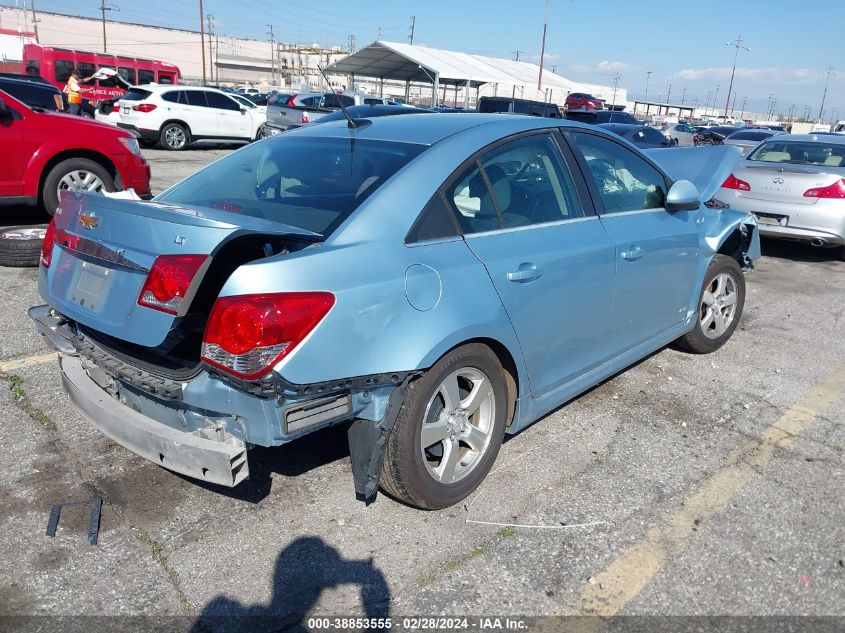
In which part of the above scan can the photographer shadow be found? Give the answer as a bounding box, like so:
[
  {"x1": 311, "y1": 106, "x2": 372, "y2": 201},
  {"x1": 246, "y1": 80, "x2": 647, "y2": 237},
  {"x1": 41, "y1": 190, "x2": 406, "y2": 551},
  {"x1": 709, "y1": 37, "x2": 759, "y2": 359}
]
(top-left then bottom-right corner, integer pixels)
[{"x1": 190, "y1": 536, "x2": 390, "y2": 633}]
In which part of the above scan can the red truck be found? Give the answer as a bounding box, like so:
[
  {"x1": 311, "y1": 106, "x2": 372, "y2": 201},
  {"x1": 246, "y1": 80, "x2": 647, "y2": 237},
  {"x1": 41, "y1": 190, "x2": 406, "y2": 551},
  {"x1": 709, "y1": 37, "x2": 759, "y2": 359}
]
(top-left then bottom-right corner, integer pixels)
[{"x1": 0, "y1": 86, "x2": 151, "y2": 266}]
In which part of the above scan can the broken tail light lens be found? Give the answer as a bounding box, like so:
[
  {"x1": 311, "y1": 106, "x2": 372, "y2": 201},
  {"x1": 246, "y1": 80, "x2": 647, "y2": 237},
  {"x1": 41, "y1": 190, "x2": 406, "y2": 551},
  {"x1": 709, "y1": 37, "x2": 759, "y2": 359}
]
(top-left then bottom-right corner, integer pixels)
[
  {"x1": 803, "y1": 178, "x2": 845, "y2": 199},
  {"x1": 201, "y1": 292, "x2": 335, "y2": 380},
  {"x1": 40, "y1": 220, "x2": 56, "y2": 268},
  {"x1": 137, "y1": 254, "x2": 208, "y2": 315},
  {"x1": 722, "y1": 174, "x2": 751, "y2": 191}
]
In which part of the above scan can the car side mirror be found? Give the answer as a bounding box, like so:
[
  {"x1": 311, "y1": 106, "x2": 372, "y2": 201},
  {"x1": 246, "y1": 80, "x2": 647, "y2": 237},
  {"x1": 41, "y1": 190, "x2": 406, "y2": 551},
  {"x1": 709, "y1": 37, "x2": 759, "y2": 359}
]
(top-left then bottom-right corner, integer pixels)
[
  {"x1": 0, "y1": 97, "x2": 11, "y2": 119},
  {"x1": 665, "y1": 179, "x2": 700, "y2": 211}
]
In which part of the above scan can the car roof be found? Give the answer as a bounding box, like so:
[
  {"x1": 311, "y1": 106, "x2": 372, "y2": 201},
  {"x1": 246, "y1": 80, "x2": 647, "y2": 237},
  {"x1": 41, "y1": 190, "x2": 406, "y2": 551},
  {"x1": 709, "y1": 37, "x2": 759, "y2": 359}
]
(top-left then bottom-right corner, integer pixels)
[
  {"x1": 771, "y1": 134, "x2": 845, "y2": 144},
  {"x1": 0, "y1": 76, "x2": 60, "y2": 93},
  {"x1": 287, "y1": 112, "x2": 588, "y2": 146}
]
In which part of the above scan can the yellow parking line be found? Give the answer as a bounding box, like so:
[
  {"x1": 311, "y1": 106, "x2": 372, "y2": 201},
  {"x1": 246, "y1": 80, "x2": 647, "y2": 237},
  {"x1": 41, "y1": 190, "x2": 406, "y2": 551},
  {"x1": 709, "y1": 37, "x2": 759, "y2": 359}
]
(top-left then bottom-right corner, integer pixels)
[
  {"x1": 0, "y1": 351, "x2": 57, "y2": 373},
  {"x1": 561, "y1": 364, "x2": 845, "y2": 618}
]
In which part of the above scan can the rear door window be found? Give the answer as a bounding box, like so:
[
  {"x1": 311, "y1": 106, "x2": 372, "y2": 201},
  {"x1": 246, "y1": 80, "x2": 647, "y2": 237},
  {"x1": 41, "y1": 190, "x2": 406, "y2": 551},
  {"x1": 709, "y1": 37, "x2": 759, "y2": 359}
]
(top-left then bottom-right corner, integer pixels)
[
  {"x1": 161, "y1": 90, "x2": 181, "y2": 103},
  {"x1": 185, "y1": 91, "x2": 208, "y2": 107}
]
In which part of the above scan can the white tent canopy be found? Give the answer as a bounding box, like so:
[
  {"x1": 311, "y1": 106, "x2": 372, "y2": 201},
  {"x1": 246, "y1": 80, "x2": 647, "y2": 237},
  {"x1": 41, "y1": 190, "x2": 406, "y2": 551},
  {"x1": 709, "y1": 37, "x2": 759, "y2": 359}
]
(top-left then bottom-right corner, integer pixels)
[{"x1": 326, "y1": 40, "x2": 574, "y2": 90}]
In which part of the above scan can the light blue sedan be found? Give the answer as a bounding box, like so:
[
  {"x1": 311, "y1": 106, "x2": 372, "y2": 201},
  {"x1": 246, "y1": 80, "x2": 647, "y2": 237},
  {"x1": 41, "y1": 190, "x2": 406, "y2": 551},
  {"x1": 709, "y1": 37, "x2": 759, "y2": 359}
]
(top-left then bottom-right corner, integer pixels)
[{"x1": 31, "y1": 114, "x2": 760, "y2": 509}]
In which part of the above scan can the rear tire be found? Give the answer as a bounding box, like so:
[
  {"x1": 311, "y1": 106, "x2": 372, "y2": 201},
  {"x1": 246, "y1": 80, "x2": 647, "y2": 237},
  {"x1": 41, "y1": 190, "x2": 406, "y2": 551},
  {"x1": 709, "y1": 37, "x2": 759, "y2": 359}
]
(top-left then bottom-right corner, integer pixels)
[
  {"x1": 159, "y1": 122, "x2": 190, "y2": 150},
  {"x1": 0, "y1": 226, "x2": 46, "y2": 268},
  {"x1": 381, "y1": 343, "x2": 508, "y2": 509},
  {"x1": 42, "y1": 158, "x2": 115, "y2": 216},
  {"x1": 675, "y1": 254, "x2": 746, "y2": 354}
]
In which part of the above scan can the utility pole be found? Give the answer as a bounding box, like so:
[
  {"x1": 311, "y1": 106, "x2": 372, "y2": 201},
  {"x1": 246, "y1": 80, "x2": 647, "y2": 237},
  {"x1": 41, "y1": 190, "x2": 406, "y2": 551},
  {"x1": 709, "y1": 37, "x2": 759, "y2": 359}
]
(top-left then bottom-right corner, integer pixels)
[
  {"x1": 99, "y1": 1, "x2": 117, "y2": 53},
  {"x1": 199, "y1": 0, "x2": 206, "y2": 84},
  {"x1": 666, "y1": 83, "x2": 672, "y2": 103},
  {"x1": 723, "y1": 35, "x2": 750, "y2": 120},
  {"x1": 740, "y1": 96, "x2": 747, "y2": 119},
  {"x1": 29, "y1": 0, "x2": 39, "y2": 43},
  {"x1": 266, "y1": 24, "x2": 275, "y2": 85},
  {"x1": 206, "y1": 13, "x2": 214, "y2": 83},
  {"x1": 787, "y1": 103, "x2": 795, "y2": 122},
  {"x1": 704, "y1": 90, "x2": 712, "y2": 115},
  {"x1": 377, "y1": 26, "x2": 382, "y2": 41},
  {"x1": 611, "y1": 73, "x2": 621, "y2": 108},
  {"x1": 680, "y1": 85, "x2": 687, "y2": 105},
  {"x1": 818, "y1": 67, "x2": 836, "y2": 123},
  {"x1": 512, "y1": 50, "x2": 525, "y2": 61},
  {"x1": 537, "y1": 0, "x2": 549, "y2": 90},
  {"x1": 644, "y1": 71, "x2": 652, "y2": 102},
  {"x1": 408, "y1": 15, "x2": 416, "y2": 44},
  {"x1": 803, "y1": 104, "x2": 810, "y2": 121},
  {"x1": 712, "y1": 84, "x2": 720, "y2": 117},
  {"x1": 348, "y1": 34, "x2": 356, "y2": 53}
]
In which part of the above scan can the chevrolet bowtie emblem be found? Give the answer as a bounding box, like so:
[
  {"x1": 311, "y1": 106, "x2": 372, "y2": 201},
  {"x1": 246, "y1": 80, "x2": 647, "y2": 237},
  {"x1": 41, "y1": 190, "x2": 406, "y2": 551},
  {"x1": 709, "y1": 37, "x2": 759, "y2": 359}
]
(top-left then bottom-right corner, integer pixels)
[{"x1": 79, "y1": 212, "x2": 100, "y2": 230}]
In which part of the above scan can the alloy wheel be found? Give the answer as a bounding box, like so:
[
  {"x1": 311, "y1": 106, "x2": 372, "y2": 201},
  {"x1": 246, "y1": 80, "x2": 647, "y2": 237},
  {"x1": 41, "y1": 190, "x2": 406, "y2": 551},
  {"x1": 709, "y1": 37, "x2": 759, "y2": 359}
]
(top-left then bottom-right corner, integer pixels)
[
  {"x1": 58, "y1": 170, "x2": 106, "y2": 198},
  {"x1": 700, "y1": 271, "x2": 739, "y2": 339},
  {"x1": 419, "y1": 367, "x2": 496, "y2": 484},
  {"x1": 165, "y1": 126, "x2": 186, "y2": 149}
]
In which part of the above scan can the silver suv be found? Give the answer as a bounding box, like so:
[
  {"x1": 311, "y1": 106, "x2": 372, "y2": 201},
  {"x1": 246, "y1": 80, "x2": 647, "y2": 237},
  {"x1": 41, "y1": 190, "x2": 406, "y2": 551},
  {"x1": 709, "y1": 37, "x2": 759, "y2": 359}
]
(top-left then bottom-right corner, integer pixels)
[{"x1": 265, "y1": 91, "x2": 390, "y2": 131}]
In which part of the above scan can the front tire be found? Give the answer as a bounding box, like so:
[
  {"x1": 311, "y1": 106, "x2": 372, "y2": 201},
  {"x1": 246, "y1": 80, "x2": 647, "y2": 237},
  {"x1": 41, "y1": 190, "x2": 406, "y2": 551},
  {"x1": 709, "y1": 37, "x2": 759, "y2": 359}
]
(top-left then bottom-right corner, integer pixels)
[
  {"x1": 675, "y1": 254, "x2": 746, "y2": 354},
  {"x1": 381, "y1": 344, "x2": 509, "y2": 509},
  {"x1": 42, "y1": 158, "x2": 115, "y2": 216},
  {"x1": 160, "y1": 122, "x2": 190, "y2": 150}
]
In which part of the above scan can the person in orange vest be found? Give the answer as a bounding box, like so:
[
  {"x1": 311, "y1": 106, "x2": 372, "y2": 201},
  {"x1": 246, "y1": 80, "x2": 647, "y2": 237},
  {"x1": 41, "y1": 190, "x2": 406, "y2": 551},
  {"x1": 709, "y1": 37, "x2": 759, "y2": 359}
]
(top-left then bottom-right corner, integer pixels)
[{"x1": 64, "y1": 68, "x2": 94, "y2": 116}]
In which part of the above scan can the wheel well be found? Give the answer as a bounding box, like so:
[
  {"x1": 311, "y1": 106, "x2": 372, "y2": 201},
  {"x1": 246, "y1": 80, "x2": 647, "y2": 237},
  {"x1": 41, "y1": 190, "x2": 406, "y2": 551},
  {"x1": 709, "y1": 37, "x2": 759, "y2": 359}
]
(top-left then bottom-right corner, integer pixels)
[
  {"x1": 37, "y1": 150, "x2": 118, "y2": 204},
  {"x1": 716, "y1": 227, "x2": 750, "y2": 267},
  {"x1": 160, "y1": 119, "x2": 191, "y2": 135},
  {"x1": 441, "y1": 337, "x2": 520, "y2": 428}
]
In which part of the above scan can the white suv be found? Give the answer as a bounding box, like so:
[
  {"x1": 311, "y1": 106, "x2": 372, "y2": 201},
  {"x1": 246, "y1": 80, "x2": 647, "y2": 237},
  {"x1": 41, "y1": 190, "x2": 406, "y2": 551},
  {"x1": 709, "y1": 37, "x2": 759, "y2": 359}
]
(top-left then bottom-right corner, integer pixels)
[{"x1": 116, "y1": 85, "x2": 266, "y2": 150}]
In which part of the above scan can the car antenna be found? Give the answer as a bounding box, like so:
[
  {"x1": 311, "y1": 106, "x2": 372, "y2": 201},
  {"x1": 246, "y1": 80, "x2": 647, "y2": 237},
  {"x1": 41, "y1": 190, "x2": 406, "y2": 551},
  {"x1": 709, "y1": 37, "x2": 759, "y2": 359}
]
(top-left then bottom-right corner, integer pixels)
[{"x1": 317, "y1": 65, "x2": 357, "y2": 129}]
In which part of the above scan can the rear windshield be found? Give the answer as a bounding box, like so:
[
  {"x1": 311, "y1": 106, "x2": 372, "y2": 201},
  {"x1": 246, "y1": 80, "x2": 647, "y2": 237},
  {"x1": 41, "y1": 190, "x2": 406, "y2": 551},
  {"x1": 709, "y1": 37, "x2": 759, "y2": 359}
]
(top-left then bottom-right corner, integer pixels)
[
  {"x1": 748, "y1": 141, "x2": 845, "y2": 167},
  {"x1": 120, "y1": 89, "x2": 152, "y2": 101},
  {"x1": 0, "y1": 81, "x2": 61, "y2": 111},
  {"x1": 729, "y1": 130, "x2": 773, "y2": 141},
  {"x1": 156, "y1": 136, "x2": 426, "y2": 236},
  {"x1": 477, "y1": 99, "x2": 510, "y2": 113}
]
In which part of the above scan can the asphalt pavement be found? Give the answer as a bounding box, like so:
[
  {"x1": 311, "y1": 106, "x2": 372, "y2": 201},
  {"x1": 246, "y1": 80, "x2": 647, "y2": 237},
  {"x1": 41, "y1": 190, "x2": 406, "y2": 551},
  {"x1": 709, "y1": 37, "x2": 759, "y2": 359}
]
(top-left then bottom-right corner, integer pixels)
[{"x1": 1, "y1": 147, "x2": 843, "y2": 629}]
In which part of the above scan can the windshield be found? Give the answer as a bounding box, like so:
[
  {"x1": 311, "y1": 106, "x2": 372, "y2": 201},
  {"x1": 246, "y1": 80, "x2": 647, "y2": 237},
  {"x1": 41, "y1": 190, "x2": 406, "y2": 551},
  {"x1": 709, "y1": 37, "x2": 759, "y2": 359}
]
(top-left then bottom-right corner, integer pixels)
[
  {"x1": 156, "y1": 136, "x2": 426, "y2": 236},
  {"x1": 748, "y1": 140, "x2": 845, "y2": 167}
]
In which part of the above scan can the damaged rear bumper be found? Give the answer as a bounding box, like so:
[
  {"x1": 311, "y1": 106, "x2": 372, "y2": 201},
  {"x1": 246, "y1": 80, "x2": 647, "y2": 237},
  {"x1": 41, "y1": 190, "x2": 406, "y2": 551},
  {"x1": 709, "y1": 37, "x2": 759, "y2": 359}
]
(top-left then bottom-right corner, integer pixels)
[{"x1": 60, "y1": 353, "x2": 249, "y2": 486}]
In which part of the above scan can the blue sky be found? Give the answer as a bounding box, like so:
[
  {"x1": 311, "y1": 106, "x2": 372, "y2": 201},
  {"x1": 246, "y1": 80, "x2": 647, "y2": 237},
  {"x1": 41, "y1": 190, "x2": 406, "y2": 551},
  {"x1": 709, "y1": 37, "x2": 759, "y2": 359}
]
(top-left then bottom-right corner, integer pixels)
[{"x1": 19, "y1": 0, "x2": 843, "y2": 119}]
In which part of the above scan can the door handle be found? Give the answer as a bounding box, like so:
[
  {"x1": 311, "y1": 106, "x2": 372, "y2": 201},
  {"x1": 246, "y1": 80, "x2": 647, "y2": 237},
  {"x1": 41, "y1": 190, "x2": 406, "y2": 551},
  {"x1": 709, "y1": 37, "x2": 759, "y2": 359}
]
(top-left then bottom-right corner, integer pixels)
[
  {"x1": 507, "y1": 263, "x2": 542, "y2": 283},
  {"x1": 621, "y1": 246, "x2": 644, "y2": 261}
]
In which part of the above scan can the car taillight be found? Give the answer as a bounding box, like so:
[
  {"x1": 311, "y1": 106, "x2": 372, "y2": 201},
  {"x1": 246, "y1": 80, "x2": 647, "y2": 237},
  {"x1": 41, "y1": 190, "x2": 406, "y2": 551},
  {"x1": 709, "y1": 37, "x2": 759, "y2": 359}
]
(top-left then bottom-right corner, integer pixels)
[
  {"x1": 201, "y1": 292, "x2": 335, "y2": 380},
  {"x1": 137, "y1": 254, "x2": 208, "y2": 315},
  {"x1": 803, "y1": 178, "x2": 845, "y2": 199},
  {"x1": 132, "y1": 103, "x2": 157, "y2": 112},
  {"x1": 40, "y1": 220, "x2": 56, "y2": 268},
  {"x1": 722, "y1": 174, "x2": 751, "y2": 191},
  {"x1": 300, "y1": 112, "x2": 310, "y2": 124},
  {"x1": 287, "y1": 94, "x2": 298, "y2": 106}
]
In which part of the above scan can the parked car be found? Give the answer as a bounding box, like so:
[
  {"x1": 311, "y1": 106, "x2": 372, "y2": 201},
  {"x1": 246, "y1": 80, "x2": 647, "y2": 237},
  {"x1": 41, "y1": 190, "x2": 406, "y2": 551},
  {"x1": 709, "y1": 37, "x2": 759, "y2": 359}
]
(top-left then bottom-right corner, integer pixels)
[
  {"x1": 115, "y1": 85, "x2": 266, "y2": 150},
  {"x1": 833, "y1": 121, "x2": 845, "y2": 134},
  {"x1": 476, "y1": 96, "x2": 562, "y2": 118},
  {"x1": 598, "y1": 123, "x2": 673, "y2": 149},
  {"x1": 260, "y1": 104, "x2": 434, "y2": 136},
  {"x1": 565, "y1": 109, "x2": 638, "y2": 125},
  {"x1": 716, "y1": 134, "x2": 845, "y2": 258},
  {"x1": 0, "y1": 88, "x2": 150, "y2": 266},
  {"x1": 265, "y1": 91, "x2": 391, "y2": 132},
  {"x1": 722, "y1": 128, "x2": 781, "y2": 156},
  {"x1": 31, "y1": 114, "x2": 759, "y2": 509},
  {"x1": 564, "y1": 92, "x2": 604, "y2": 110},
  {"x1": 0, "y1": 74, "x2": 63, "y2": 112},
  {"x1": 665, "y1": 123, "x2": 696, "y2": 147},
  {"x1": 696, "y1": 126, "x2": 741, "y2": 145}
]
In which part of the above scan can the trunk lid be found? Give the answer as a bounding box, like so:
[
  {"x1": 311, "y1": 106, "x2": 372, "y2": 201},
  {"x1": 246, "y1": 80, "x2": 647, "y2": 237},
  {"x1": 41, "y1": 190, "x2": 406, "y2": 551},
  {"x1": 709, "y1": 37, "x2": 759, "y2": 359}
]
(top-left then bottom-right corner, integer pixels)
[
  {"x1": 732, "y1": 162, "x2": 842, "y2": 205},
  {"x1": 644, "y1": 145, "x2": 742, "y2": 202},
  {"x1": 42, "y1": 190, "x2": 320, "y2": 348}
]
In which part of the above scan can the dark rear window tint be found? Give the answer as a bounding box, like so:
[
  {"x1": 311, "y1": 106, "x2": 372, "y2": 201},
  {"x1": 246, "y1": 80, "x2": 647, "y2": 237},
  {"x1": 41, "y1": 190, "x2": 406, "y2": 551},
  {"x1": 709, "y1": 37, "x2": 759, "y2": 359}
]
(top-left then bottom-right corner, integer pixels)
[
  {"x1": 157, "y1": 137, "x2": 426, "y2": 237},
  {"x1": 121, "y1": 88, "x2": 152, "y2": 101},
  {"x1": 185, "y1": 91, "x2": 207, "y2": 107},
  {"x1": 729, "y1": 130, "x2": 772, "y2": 141},
  {"x1": 407, "y1": 194, "x2": 459, "y2": 243},
  {"x1": 0, "y1": 80, "x2": 61, "y2": 111},
  {"x1": 161, "y1": 91, "x2": 181, "y2": 103}
]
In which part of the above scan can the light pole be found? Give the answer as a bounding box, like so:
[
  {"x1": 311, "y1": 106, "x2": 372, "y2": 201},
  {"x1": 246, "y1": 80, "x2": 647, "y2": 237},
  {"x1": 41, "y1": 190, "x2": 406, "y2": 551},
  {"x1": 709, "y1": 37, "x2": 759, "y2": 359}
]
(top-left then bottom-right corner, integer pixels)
[
  {"x1": 644, "y1": 71, "x2": 652, "y2": 102},
  {"x1": 199, "y1": 0, "x2": 206, "y2": 84},
  {"x1": 723, "y1": 36, "x2": 750, "y2": 120},
  {"x1": 818, "y1": 67, "x2": 836, "y2": 123},
  {"x1": 537, "y1": 0, "x2": 549, "y2": 91}
]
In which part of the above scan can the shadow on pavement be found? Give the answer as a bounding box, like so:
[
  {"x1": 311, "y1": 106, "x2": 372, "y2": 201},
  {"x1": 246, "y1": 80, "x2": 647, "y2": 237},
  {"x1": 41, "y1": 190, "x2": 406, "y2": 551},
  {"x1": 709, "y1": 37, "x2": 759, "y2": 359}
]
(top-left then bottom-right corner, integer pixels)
[
  {"x1": 190, "y1": 536, "x2": 390, "y2": 633},
  {"x1": 760, "y1": 238, "x2": 843, "y2": 263}
]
